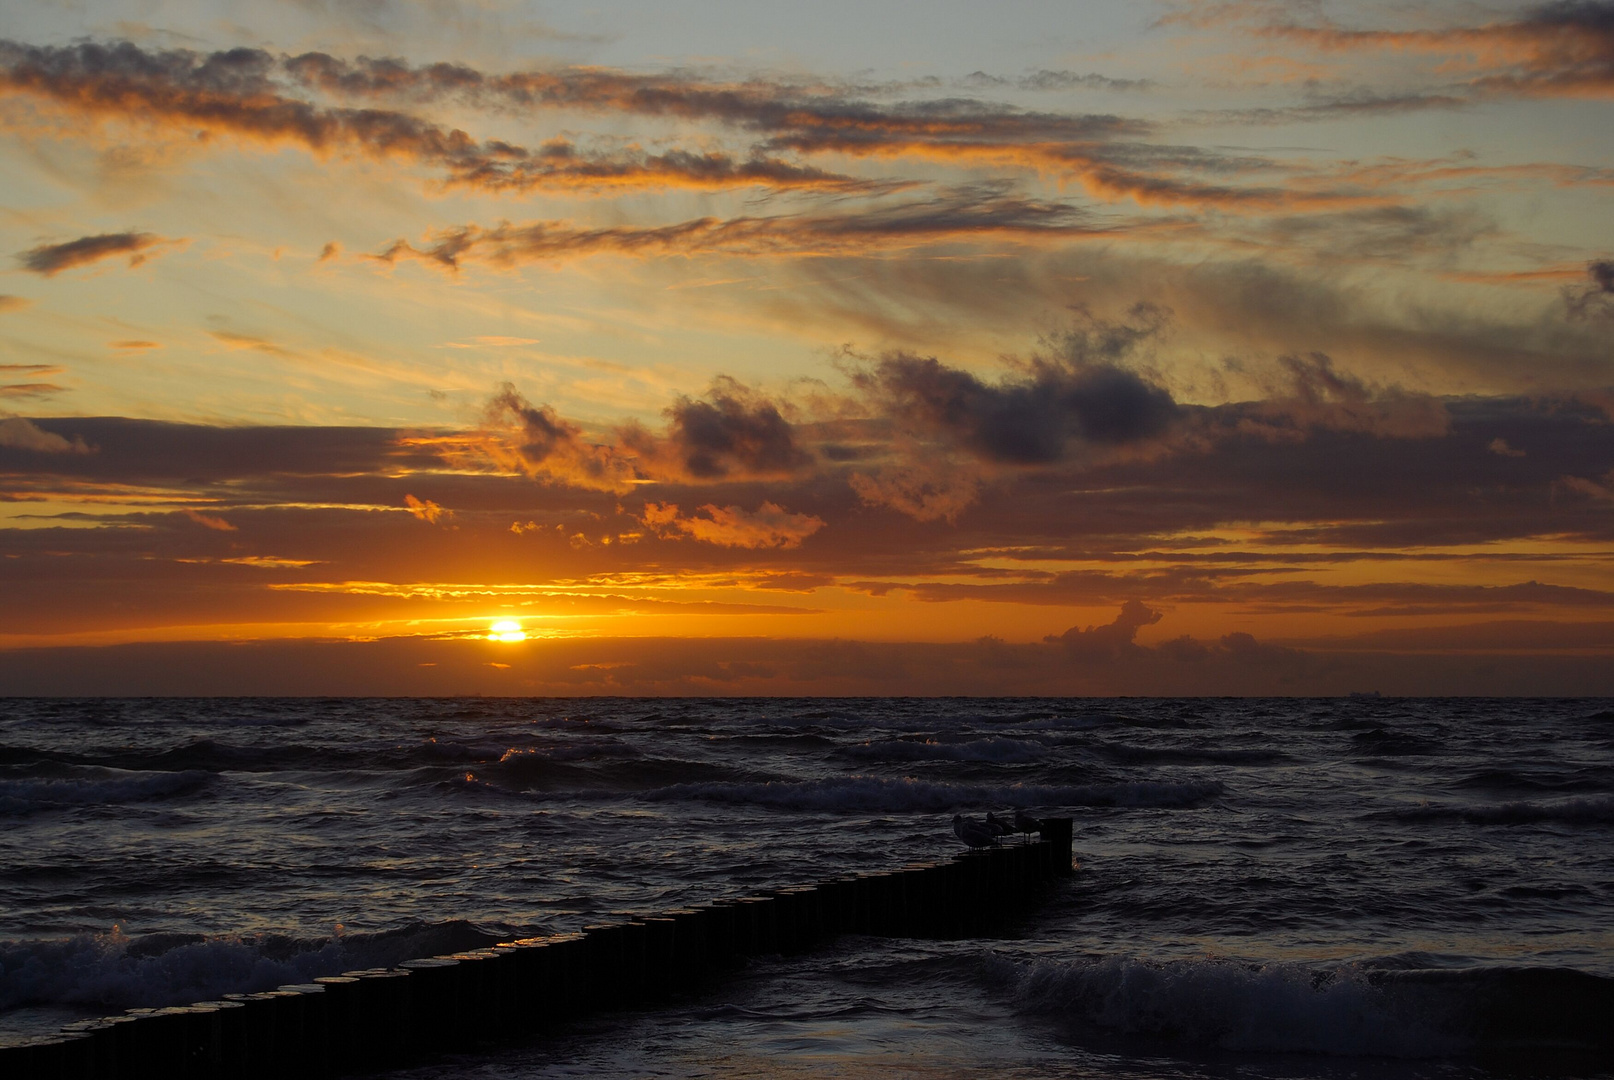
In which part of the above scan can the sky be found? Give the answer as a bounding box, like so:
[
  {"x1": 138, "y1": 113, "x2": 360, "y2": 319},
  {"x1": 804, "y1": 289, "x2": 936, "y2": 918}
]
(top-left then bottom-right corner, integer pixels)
[{"x1": 0, "y1": 0, "x2": 1611, "y2": 695}]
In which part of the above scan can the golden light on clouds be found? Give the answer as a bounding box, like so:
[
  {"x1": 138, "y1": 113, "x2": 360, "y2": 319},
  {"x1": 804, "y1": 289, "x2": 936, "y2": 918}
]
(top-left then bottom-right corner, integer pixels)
[{"x1": 0, "y1": 4, "x2": 1611, "y2": 694}]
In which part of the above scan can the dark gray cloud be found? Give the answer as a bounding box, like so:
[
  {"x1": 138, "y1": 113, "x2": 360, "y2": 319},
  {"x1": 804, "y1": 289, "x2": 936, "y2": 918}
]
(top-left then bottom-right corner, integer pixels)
[
  {"x1": 1566, "y1": 259, "x2": 1614, "y2": 319},
  {"x1": 484, "y1": 383, "x2": 585, "y2": 467},
  {"x1": 1046, "y1": 599, "x2": 1163, "y2": 659},
  {"x1": 18, "y1": 232, "x2": 167, "y2": 276},
  {"x1": 850, "y1": 304, "x2": 1180, "y2": 463},
  {"x1": 1, "y1": 416, "x2": 429, "y2": 478},
  {"x1": 659, "y1": 378, "x2": 812, "y2": 479}
]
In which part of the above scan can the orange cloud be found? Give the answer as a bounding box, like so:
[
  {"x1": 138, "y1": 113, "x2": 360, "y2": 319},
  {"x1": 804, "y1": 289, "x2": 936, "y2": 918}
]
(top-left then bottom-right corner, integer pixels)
[
  {"x1": 403, "y1": 494, "x2": 450, "y2": 523},
  {"x1": 0, "y1": 42, "x2": 883, "y2": 196},
  {"x1": 0, "y1": 383, "x2": 65, "y2": 399},
  {"x1": 181, "y1": 508, "x2": 236, "y2": 531},
  {"x1": 1254, "y1": 3, "x2": 1614, "y2": 100},
  {"x1": 640, "y1": 501, "x2": 825, "y2": 549},
  {"x1": 0, "y1": 41, "x2": 1410, "y2": 213}
]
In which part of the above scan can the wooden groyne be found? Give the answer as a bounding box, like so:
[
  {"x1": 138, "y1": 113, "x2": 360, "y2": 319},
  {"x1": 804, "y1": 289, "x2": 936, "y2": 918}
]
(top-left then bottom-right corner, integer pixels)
[{"x1": 6, "y1": 820, "x2": 1073, "y2": 1079}]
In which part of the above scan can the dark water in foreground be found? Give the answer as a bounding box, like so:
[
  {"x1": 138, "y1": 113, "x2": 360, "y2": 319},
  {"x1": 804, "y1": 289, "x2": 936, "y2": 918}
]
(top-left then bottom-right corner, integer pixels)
[{"x1": 1, "y1": 697, "x2": 1611, "y2": 1078}]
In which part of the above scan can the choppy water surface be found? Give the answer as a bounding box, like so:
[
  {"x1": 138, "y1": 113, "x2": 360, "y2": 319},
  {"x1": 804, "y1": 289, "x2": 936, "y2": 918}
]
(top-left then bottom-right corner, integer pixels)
[{"x1": 2, "y1": 697, "x2": 1611, "y2": 1078}]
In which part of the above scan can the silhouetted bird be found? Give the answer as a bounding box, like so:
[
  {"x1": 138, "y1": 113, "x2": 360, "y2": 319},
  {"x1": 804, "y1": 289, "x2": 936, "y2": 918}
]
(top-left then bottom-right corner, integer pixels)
[
  {"x1": 1013, "y1": 809, "x2": 1043, "y2": 834},
  {"x1": 952, "y1": 813, "x2": 997, "y2": 849}
]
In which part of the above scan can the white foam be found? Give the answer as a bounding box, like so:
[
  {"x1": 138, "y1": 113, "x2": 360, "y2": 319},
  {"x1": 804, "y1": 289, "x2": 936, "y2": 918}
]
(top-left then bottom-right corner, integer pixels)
[
  {"x1": 1006, "y1": 954, "x2": 1465, "y2": 1058},
  {"x1": 0, "y1": 921, "x2": 501, "y2": 1012}
]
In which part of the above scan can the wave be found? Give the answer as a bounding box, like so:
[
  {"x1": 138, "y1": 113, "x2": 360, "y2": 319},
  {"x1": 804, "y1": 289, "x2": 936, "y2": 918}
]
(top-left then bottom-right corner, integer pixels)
[
  {"x1": 1449, "y1": 767, "x2": 1603, "y2": 795},
  {"x1": 1349, "y1": 728, "x2": 1440, "y2": 756},
  {"x1": 635, "y1": 775, "x2": 1224, "y2": 813},
  {"x1": 0, "y1": 920, "x2": 509, "y2": 1013},
  {"x1": 0, "y1": 770, "x2": 211, "y2": 816},
  {"x1": 496, "y1": 739, "x2": 642, "y2": 766},
  {"x1": 447, "y1": 755, "x2": 765, "y2": 796},
  {"x1": 1, "y1": 736, "x2": 505, "y2": 775},
  {"x1": 842, "y1": 737, "x2": 1047, "y2": 764},
  {"x1": 1086, "y1": 741, "x2": 1292, "y2": 767},
  {"x1": 1002, "y1": 954, "x2": 1614, "y2": 1058},
  {"x1": 1383, "y1": 795, "x2": 1614, "y2": 826}
]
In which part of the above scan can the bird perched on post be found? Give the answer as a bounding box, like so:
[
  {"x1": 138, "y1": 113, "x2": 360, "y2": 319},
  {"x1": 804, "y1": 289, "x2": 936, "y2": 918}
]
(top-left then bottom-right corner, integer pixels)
[
  {"x1": 952, "y1": 813, "x2": 998, "y2": 849},
  {"x1": 985, "y1": 812, "x2": 1016, "y2": 838},
  {"x1": 1013, "y1": 809, "x2": 1043, "y2": 835}
]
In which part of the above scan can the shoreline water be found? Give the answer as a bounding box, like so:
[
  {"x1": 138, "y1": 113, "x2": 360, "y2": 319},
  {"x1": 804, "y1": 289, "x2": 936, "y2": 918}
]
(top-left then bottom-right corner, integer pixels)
[{"x1": 3, "y1": 697, "x2": 1610, "y2": 1076}]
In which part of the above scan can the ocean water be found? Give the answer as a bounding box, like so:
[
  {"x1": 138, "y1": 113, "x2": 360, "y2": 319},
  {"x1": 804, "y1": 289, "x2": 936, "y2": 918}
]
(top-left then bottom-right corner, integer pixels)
[{"x1": 1, "y1": 697, "x2": 1611, "y2": 1078}]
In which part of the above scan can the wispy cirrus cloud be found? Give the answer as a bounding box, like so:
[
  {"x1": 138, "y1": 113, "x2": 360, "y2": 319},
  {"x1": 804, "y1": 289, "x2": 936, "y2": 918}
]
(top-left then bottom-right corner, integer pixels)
[
  {"x1": 0, "y1": 41, "x2": 890, "y2": 195},
  {"x1": 1194, "y1": 0, "x2": 1614, "y2": 101},
  {"x1": 0, "y1": 383, "x2": 65, "y2": 398},
  {"x1": 0, "y1": 39, "x2": 1424, "y2": 214},
  {"x1": 373, "y1": 186, "x2": 1102, "y2": 271}
]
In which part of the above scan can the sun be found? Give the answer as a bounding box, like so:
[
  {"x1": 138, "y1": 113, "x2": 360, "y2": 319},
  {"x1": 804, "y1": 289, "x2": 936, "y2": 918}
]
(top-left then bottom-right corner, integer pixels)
[{"x1": 487, "y1": 619, "x2": 526, "y2": 643}]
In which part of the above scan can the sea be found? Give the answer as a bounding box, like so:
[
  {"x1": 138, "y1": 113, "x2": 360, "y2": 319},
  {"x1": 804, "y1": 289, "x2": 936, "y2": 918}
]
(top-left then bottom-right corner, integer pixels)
[{"x1": 1, "y1": 697, "x2": 1611, "y2": 1079}]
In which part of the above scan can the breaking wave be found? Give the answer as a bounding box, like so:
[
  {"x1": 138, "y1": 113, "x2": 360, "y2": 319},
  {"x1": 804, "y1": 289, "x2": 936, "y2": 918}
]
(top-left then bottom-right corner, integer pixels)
[
  {"x1": 0, "y1": 920, "x2": 508, "y2": 1013},
  {"x1": 1001, "y1": 954, "x2": 1614, "y2": 1058}
]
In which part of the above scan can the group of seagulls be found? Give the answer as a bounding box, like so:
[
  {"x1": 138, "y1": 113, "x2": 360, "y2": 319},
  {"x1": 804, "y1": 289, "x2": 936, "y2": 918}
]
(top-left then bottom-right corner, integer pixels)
[{"x1": 951, "y1": 809, "x2": 1043, "y2": 849}]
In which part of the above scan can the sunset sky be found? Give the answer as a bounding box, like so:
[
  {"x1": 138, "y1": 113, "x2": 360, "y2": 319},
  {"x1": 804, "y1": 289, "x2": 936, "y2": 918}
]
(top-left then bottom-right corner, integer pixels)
[{"x1": 1, "y1": 0, "x2": 1611, "y2": 694}]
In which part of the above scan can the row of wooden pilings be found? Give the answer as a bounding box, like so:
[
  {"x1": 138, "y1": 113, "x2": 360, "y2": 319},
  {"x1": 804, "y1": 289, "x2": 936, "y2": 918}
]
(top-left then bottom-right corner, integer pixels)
[{"x1": 6, "y1": 821, "x2": 1073, "y2": 1080}]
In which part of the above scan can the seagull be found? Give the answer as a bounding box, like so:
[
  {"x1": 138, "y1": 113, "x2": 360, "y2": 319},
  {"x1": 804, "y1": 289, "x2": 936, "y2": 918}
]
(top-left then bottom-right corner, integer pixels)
[
  {"x1": 1013, "y1": 809, "x2": 1043, "y2": 834},
  {"x1": 952, "y1": 813, "x2": 997, "y2": 849},
  {"x1": 984, "y1": 812, "x2": 1015, "y2": 838}
]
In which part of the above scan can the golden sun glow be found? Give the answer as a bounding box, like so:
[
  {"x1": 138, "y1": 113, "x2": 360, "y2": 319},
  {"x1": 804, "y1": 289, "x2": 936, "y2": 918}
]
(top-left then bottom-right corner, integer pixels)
[{"x1": 487, "y1": 619, "x2": 527, "y2": 643}]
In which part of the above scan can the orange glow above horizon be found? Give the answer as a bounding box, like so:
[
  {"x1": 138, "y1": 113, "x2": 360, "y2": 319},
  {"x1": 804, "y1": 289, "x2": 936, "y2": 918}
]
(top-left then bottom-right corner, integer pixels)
[{"x1": 0, "y1": 4, "x2": 1612, "y2": 694}]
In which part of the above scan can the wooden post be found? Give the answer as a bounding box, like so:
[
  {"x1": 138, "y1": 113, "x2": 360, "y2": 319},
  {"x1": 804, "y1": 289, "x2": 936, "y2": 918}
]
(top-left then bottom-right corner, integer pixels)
[{"x1": 1040, "y1": 818, "x2": 1074, "y2": 875}]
